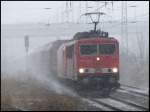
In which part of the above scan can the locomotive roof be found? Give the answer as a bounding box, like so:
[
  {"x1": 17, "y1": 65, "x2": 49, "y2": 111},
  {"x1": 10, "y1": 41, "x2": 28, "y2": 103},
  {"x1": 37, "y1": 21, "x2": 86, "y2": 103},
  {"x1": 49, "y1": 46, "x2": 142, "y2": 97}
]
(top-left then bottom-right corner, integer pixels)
[
  {"x1": 77, "y1": 37, "x2": 118, "y2": 43},
  {"x1": 61, "y1": 37, "x2": 118, "y2": 47}
]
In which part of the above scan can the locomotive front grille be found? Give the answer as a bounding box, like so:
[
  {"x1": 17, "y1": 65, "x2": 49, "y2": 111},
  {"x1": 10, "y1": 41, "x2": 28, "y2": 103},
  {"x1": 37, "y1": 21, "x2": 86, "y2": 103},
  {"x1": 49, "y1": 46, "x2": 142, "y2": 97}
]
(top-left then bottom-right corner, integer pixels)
[
  {"x1": 87, "y1": 68, "x2": 95, "y2": 73},
  {"x1": 83, "y1": 68, "x2": 115, "y2": 73},
  {"x1": 102, "y1": 68, "x2": 112, "y2": 73}
]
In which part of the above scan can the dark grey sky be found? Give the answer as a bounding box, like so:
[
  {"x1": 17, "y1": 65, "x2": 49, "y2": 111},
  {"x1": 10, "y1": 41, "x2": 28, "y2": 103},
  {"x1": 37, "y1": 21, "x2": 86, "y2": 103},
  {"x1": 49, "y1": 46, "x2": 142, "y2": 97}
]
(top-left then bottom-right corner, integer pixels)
[{"x1": 1, "y1": 1, "x2": 149, "y2": 24}]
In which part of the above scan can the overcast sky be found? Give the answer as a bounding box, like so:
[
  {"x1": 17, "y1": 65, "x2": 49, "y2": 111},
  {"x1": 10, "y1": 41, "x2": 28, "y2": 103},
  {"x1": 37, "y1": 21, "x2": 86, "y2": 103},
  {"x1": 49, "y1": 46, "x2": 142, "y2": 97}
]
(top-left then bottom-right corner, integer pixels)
[{"x1": 1, "y1": 1, "x2": 149, "y2": 24}]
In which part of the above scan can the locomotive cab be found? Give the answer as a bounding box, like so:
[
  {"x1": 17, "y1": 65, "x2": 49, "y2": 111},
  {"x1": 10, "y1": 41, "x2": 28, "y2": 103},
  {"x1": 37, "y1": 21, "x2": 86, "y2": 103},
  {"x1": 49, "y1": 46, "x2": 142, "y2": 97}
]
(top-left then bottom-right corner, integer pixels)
[{"x1": 77, "y1": 37, "x2": 119, "y2": 89}]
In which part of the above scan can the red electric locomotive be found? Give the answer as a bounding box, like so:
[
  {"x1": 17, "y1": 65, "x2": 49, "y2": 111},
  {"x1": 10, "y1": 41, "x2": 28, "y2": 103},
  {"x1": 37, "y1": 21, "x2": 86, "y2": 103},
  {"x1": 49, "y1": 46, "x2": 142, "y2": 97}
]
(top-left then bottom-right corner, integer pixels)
[
  {"x1": 50, "y1": 12, "x2": 120, "y2": 95},
  {"x1": 57, "y1": 30, "x2": 120, "y2": 93}
]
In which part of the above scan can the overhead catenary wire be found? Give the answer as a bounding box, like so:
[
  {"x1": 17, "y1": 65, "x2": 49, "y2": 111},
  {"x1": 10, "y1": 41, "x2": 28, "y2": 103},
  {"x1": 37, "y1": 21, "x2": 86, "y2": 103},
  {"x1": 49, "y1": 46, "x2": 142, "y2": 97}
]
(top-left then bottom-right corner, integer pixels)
[{"x1": 60, "y1": 1, "x2": 148, "y2": 24}]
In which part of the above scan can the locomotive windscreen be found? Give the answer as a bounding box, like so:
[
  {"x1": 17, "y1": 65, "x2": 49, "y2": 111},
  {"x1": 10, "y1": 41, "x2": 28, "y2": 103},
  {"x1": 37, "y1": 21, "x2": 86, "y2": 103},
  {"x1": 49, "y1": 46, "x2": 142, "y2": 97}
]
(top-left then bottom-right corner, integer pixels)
[
  {"x1": 80, "y1": 44, "x2": 115, "y2": 55},
  {"x1": 99, "y1": 44, "x2": 115, "y2": 55},
  {"x1": 80, "y1": 45, "x2": 97, "y2": 55}
]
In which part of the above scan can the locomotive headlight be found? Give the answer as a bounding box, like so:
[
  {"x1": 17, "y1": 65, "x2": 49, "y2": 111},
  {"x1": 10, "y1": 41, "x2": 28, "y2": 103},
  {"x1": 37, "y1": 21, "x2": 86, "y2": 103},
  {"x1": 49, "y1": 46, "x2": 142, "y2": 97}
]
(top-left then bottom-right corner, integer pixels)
[
  {"x1": 79, "y1": 68, "x2": 84, "y2": 73},
  {"x1": 112, "y1": 68, "x2": 118, "y2": 73},
  {"x1": 96, "y1": 57, "x2": 100, "y2": 61}
]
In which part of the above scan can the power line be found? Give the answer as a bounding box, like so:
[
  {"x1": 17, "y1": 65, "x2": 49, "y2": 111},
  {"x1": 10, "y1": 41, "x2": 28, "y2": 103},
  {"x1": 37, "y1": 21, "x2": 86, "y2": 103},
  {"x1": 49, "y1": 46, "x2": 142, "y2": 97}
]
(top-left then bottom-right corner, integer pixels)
[
  {"x1": 103, "y1": 12, "x2": 149, "y2": 25},
  {"x1": 110, "y1": 1, "x2": 148, "y2": 13},
  {"x1": 61, "y1": 1, "x2": 148, "y2": 24}
]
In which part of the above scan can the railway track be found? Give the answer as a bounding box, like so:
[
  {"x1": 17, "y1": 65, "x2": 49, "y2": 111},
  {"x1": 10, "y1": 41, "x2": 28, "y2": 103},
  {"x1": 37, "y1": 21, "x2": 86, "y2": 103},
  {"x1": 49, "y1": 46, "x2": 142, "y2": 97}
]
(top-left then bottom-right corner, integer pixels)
[
  {"x1": 82, "y1": 96, "x2": 148, "y2": 111},
  {"x1": 120, "y1": 84, "x2": 149, "y2": 97},
  {"x1": 110, "y1": 96, "x2": 148, "y2": 110},
  {"x1": 80, "y1": 85, "x2": 149, "y2": 111}
]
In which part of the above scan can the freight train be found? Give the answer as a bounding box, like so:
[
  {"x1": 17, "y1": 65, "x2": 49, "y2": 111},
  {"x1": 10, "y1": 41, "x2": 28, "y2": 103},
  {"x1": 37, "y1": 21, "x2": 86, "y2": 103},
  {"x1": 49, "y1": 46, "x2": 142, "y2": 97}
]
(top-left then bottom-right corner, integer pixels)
[
  {"x1": 49, "y1": 12, "x2": 120, "y2": 95},
  {"x1": 49, "y1": 30, "x2": 120, "y2": 95}
]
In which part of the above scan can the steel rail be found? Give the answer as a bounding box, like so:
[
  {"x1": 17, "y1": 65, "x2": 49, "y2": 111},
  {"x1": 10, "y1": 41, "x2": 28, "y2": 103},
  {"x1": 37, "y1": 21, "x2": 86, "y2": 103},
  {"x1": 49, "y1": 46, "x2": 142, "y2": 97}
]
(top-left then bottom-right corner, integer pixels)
[{"x1": 110, "y1": 96, "x2": 148, "y2": 111}]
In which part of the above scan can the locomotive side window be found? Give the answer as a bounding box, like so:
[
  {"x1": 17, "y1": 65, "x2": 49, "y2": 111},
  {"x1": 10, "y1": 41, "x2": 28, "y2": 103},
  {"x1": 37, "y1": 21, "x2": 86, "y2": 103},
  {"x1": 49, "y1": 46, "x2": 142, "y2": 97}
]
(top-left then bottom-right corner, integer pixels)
[
  {"x1": 99, "y1": 44, "x2": 115, "y2": 55},
  {"x1": 66, "y1": 45, "x2": 74, "y2": 58},
  {"x1": 80, "y1": 45, "x2": 97, "y2": 55}
]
